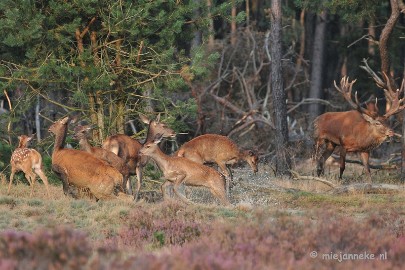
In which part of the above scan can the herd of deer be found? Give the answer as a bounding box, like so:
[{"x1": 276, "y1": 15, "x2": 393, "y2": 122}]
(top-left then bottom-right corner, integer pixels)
[
  {"x1": 6, "y1": 76, "x2": 405, "y2": 205},
  {"x1": 7, "y1": 114, "x2": 258, "y2": 205}
]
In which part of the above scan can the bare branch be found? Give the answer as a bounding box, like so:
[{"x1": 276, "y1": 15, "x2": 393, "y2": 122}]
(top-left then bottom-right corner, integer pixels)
[
  {"x1": 360, "y1": 58, "x2": 385, "y2": 88},
  {"x1": 290, "y1": 170, "x2": 337, "y2": 189}
]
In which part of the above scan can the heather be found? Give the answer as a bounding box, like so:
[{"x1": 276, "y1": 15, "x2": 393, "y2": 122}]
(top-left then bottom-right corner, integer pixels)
[{"x1": 0, "y1": 179, "x2": 404, "y2": 269}]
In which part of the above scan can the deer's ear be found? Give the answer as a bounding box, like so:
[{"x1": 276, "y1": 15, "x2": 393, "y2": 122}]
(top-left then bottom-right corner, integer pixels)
[
  {"x1": 139, "y1": 114, "x2": 150, "y2": 124},
  {"x1": 61, "y1": 116, "x2": 70, "y2": 125},
  {"x1": 156, "y1": 113, "x2": 161, "y2": 123},
  {"x1": 153, "y1": 133, "x2": 163, "y2": 144}
]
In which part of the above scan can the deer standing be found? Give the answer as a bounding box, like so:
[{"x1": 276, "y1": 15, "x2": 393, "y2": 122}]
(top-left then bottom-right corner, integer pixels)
[
  {"x1": 139, "y1": 134, "x2": 230, "y2": 205},
  {"x1": 73, "y1": 124, "x2": 129, "y2": 193},
  {"x1": 175, "y1": 134, "x2": 258, "y2": 195},
  {"x1": 48, "y1": 117, "x2": 125, "y2": 200},
  {"x1": 314, "y1": 76, "x2": 404, "y2": 182},
  {"x1": 102, "y1": 114, "x2": 176, "y2": 200},
  {"x1": 8, "y1": 135, "x2": 50, "y2": 198}
]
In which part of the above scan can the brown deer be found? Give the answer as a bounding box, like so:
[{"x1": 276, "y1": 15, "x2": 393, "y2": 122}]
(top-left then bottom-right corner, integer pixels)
[
  {"x1": 73, "y1": 124, "x2": 129, "y2": 193},
  {"x1": 102, "y1": 114, "x2": 176, "y2": 200},
  {"x1": 48, "y1": 116, "x2": 125, "y2": 200},
  {"x1": 314, "y1": 76, "x2": 405, "y2": 182},
  {"x1": 8, "y1": 135, "x2": 51, "y2": 198},
  {"x1": 175, "y1": 134, "x2": 258, "y2": 194},
  {"x1": 139, "y1": 134, "x2": 229, "y2": 205}
]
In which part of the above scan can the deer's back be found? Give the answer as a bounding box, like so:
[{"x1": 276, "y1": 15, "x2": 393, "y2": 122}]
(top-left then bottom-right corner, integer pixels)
[
  {"x1": 91, "y1": 147, "x2": 129, "y2": 175},
  {"x1": 103, "y1": 134, "x2": 142, "y2": 160},
  {"x1": 52, "y1": 148, "x2": 122, "y2": 188},
  {"x1": 11, "y1": 148, "x2": 41, "y2": 168},
  {"x1": 178, "y1": 134, "x2": 239, "y2": 161}
]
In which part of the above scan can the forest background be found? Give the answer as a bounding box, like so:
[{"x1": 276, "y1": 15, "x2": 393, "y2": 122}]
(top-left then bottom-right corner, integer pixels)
[{"x1": 0, "y1": 0, "x2": 404, "y2": 180}]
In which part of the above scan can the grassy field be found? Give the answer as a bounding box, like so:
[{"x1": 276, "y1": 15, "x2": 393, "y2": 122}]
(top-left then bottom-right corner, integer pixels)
[{"x1": 0, "y1": 160, "x2": 404, "y2": 269}]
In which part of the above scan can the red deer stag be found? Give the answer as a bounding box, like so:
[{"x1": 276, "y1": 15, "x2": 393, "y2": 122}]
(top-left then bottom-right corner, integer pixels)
[
  {"x1": 175, "y1": 134, "x2": 258, "y2": 195},
  {"x1": 48, "y1": 117, "x2": 126, "y2": 200},
  {"x1": 102, "y1": 114, "x2": 176, "y2": 200},
  {"x1": 314, "y1": 76, "x2": 404, "y2": 182},
  {"x1": 73, "y1": 124, "x2": 129, "y2": 193},
  {"x1": 8, "y1": 135, "x2": 50, "y2": 198},
  {"x1": 139, "y1": 134, "x2": 229, "y2": 205}
]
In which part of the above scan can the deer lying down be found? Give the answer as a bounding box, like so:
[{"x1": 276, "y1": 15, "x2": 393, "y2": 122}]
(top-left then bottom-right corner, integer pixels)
[
  {"x1": 139, "y1": 134, "x2": 230, "y2": 206},
  {"x1": 73, "y1": 124, "x2": 129, "y2": 193},
  {"x1": 8, "y1": 135, "x2": 50, "y2": 198},
  {"x1": 102, "y1": 114, "x2": 176, "y2": 200},
  {"x1": 175, "y1": 134, "x2": 258, "y2": 194},
  {"x1": 48, "y1": 117, "x2": 127, "y2": 200}
]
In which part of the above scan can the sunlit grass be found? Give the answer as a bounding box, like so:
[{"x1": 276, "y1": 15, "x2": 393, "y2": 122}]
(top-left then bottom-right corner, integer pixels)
[{"x1": 0, "y1": 161, "x2": 404, "y2": 268}]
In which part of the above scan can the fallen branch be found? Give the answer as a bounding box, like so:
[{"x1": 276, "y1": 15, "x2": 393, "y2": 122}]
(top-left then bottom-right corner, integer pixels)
[
  {"x1": 290, "y1": 170, "x2": 337, "y2": 189},
  {"x1": 330, "y1": 154, "x2": 398, "y2": 170},
  {"x1": 331, "y1": 183, "x2": 405, "y2": 195}
]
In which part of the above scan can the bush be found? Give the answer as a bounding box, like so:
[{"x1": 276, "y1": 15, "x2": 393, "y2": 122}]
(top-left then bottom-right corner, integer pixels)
[{"x1": 0, "y1": 227, "x2": 90, "y2": 270}]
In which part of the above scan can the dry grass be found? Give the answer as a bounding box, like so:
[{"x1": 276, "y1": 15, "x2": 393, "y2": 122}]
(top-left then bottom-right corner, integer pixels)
[{"x1": 0, "y1": 161, "x2": 404, "y2": 269}]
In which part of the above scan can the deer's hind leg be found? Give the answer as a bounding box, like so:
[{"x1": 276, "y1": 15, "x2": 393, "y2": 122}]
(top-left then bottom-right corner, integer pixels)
[
  {"x1": 216, "y1": 161, "x2": 232, "y2": 196},
  {"x1": 7, "y1": 168, "x2": 17, "y2": 195},
  {"x1": 316, "y1": 140, "x2": 336, "y2": 176},
  {"x1": 34, "y1": 166, "x2": 51, "y2": 198},
  {"x1": 171, "y1": 175, "x2": 192, "y2": 204},
  {"x1": 209, "y1": 182, "x2": 229, "y2": 206},
  {"x1": 26, "y1": 171, "x2": 36, "y2": 197}
]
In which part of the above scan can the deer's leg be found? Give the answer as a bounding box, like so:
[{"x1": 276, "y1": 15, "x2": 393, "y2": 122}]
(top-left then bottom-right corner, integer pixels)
[
  {"x1": 161, "y1": 181, "x2": 172, "y2": 201},
  {"x1": 8, "y1": 169, "x2": 16, "y2": 195},
  {"x1": 34, "y1": 167, "x2": 51, "y2": 198},
  {"x1": 172, "y1": 175, "x2": 191, "y2": 204},
  {"x1": 339, "y1": 148, "x2": 346, "y2": 179},
  {"x1": 121, "y1": 174, "x2": 128, "y2": 194},
  {"x1": 209, "y1": 178, "x2": 230, "y2": 206},
  {"x1": 217, "y1": 162, "x2": 232, "y2": 196},
  {"x1": 134, "y1": 165, "x2": 143, "y2": 201},
  {"x1": 52, "y1": 164, "x2": 71, "y2": 196},
  {"x1": 359, "y1": 152, "x2": 372, "y2": 183},
  {"x1": 27, "y1": 172, "x2": 36, "y2": 197},
  {"x1": 316, "y1": 140, "x2": 336, "y2": 176}
]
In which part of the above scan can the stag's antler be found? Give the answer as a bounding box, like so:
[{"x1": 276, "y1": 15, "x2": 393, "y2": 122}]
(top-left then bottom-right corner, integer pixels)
[
  {"x1": 334, "y1": 77, "x2": 357, "y2": 108},
  {"x1": 383, "y1": 78, "x2": 405, "y2": 119},
  {"x1": 334, "y1": 76, "x2": 376, "y2": 116}
]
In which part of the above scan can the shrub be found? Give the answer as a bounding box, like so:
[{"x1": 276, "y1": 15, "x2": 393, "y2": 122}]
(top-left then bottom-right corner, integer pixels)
[
  {"x1": 0, "y1": 227, "x2": 90, "y2": 269},
  {"x1": 112, "y1": 202, "x2": 208, "y2": 251}
]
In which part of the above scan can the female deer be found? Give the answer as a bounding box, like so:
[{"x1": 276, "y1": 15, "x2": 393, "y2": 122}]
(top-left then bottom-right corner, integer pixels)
[{"x1": 139, "y1": 134, "x2": 229, "y2": 205}]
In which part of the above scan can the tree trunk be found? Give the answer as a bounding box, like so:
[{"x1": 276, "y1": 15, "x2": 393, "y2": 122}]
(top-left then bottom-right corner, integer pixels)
[
  {"x1": 35, "y1": 96, "x2": 41, "y2": 143},
  {"x1": 270, "y1": 0, "x2": 291, "y2": 176},
  {"x1": 192, "y1": 0, "x2": 202, "y2": 48},
  {"x1": 95, "y1": 91, "x2": 104, "y2": 143},
  {"x1": 308, "y1": 9, "x2": 327, "y2": 122},
  {"x1": 206, "y1": 0, "x2": 214, "y2": 48},
  {"x1": 402, "y1": 108, "x2": 405, "y2": 182},
  {"x1": 231, "y1": 0, "x2": 237, "y2": 45},
  {"x1": 368, "y1": 17, "x2": 376, "y2": 56}
]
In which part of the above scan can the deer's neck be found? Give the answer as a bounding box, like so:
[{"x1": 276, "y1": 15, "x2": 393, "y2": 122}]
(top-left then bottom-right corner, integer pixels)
[
  {"x1": 53, "y1": 126, "x2": 68, "y2": 155},
  {"x1": 78, "y1": 137, "x2": 92, "y2": 152},
  {"x1": 144, "y1": 121, "x2": 154, "y2": 143},
  {"x1": 147, "y1": 147, "x2": 171, "y2": 171}
]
